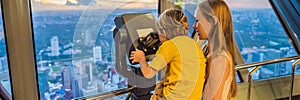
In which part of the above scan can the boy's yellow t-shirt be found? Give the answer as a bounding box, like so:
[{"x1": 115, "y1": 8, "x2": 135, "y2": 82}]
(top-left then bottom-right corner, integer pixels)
[{"x1": 150, "y1": 36, "x2": 206, "y2": 99}]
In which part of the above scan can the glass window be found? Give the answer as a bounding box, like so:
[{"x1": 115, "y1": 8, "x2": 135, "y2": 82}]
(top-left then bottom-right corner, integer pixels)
[
  {"x1": 30, "y1": 0, "x2": 158, "y2": 99},
  {"x1": 226, "y1": 0, "x2": 297, "y2": 80},
  {"x1": 174, "y1": 0, "x2": 199, "y2": 36},
  {"x1": 0, "y1": 3, "x2": 12, "y2": 97},
  {"x1": 178, "y1": 0, "x2": 298, "y2": 80}
]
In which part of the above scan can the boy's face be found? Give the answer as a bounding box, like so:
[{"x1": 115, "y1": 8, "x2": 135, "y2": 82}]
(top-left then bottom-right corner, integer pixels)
[{"x1": 158, "y1": 34, "x2": 167, "y2": 42}]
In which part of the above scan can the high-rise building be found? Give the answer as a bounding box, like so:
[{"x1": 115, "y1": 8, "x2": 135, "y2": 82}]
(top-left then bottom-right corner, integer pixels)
[
  {"x1": 75, "y1": 58, "x2": 94, "y2": 93},
  {"x1": 84, "y1": 32, "x2": 92, "y2": 45},
  {"x1": 82, "y1": 85, "x2": 98, "y2": 96},
  {"x1": 93, "y1": 46, "x2": 102, "y2": 63},
  {"x1": 112, "y1": 73, "x2": 119, "y2": 84},
  {"x1": 81, "y1": 74, "x2": 89, "y2": 89},
  {"x1": 38, "y1": 68, "x2": 50, "y2": 99},
  {"x1": 64, "y1": 64, "x2": 82, "y2": 98},
  {"x1": 0, "y1": 57, "x2": 3, "y2": 72},
  {"x1": 84, "y1": 63, "x2": 93, "y2": 83},
  {"x1": 62, "y1": 67, "x2": 71, "y2": 89},
  {"x1": 50, "y1": 36, "x2": 60, "y2": 56},
  {"x1": 279, "y1": 47, "x2": 290, "y2": 75},
  {"x1": 253, "y1": 53, "x2": 264, "y2": 80},
  {"x1": 72, "y1": 78, "x2": 82, "y2": 98},
  {"x1": 280, "y1": 47, "x2": 289, "y2": 58},
  {"x1": 284, "y1": 47, "x2": 298, "y2": 74},
  {"x1": 97, "y1": 80, "x2": 105, "y2": 93},
  {"x1": 259, "y1": 53, "x2": 264, "y2": 62},
  {"x1": 260, "y1": 49, "x2": 280, "y2": 76},
  {"x1": 0, "y1": 56, "x2": 8, "y2": 72},
  {"x1": 74, "y1": 60, "x2": 84, "y2": 75},
  {"x1": 246, "y1": 52, "x2": 253, "y2": 63}
]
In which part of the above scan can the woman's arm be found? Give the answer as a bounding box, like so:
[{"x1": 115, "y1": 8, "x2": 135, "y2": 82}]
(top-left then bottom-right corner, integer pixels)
[
  {"x1": 203, "y1": 55, "x2": 231, "y2": 100},
  {"x1": 130, "y1": 50, "x2": 157, "y2": 79}
]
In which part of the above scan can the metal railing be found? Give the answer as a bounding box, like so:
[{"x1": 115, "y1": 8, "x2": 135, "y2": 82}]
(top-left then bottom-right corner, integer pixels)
[
  {"x1": 74, "y1": 56, "x2": 300, "y2": 100},
  {"x1": 235, "y1": 56, "x2": 300, "y2": 100},
  {"x1": 289, "y1": 59, "x2": 300, "y2": 100},
  {"x1": 73, "y1": 87, "x2": 134, "y2": 100}
]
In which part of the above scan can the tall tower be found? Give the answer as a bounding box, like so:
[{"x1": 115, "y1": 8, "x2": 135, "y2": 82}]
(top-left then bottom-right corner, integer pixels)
[
  {"x1": 38, "y1": 68, "x2": 50, "y2": 99},
  {"x1": 0, "y1": 57, "x2": 3, "y2": 72},
  {"x1": 279, "y1": 47, "x2": 289, "y2": 75},
  {"x1": 286, "y1": 47, "x2": 297, "y2": 74},
  {"x1": 62, "y1": 67, "x2": 71, "y2": 90},
  {"x1": 93, "y1": 46, "x2": 102, "y2": 63},
  {"x1": 83, "y1": 32, "x2": 93, "y2": 45},
  {"x1": 253, "y1": 53, "x2": 264, "y2": 80},
  {"x1": 84, "y1": 63, "x2": 93, "y2": 83},
  {"x1": 246, "y1": 52, "x2": 253, "y2": 63},
  {"x1": 50, "y1": 36, "x2": 60, "y2": 56},
  {"x1": 72, "y1": 78, "x2": 82, "y2": 98},
  {"x1": 259, "y1": 53, "x2": 264, "y2": 62}
]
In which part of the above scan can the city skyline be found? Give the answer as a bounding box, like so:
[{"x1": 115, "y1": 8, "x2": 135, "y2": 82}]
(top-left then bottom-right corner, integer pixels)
[
  {"x1": 0, "y1": 1, "x2": 298, "y2": 99},
  {"x1": 30, "y1": 8, "x2": 298, "y2": 99}
]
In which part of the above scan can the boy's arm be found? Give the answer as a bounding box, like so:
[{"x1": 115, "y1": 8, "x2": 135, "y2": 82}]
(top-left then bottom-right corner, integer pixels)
[
  {"x1": 130, "y1": 49, "x2": 157, "y2": 79},
  {"x1": 139, "y1": 57, "x2": 157, "y2": 79},
  {"x1": 131, "y1": 42, "x2": 172, "y2": 79}
]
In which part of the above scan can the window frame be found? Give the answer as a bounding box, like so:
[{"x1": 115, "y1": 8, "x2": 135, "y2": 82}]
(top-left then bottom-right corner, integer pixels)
[{"x1": 1, "y1": 0, "x2": 39, "y2": 99}]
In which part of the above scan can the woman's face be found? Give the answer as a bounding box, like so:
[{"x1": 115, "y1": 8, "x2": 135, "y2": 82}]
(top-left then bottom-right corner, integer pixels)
[
  {"x1": 193, "y1": 20, "x2": 208, "y2": 40},
  {"x1": 193, "y1": 8, "x2": 212, "y2": 40}
]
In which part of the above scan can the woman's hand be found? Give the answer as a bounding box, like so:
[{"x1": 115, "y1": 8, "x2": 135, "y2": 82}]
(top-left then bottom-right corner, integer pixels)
[{"x1": 129, "y1": 49, "x2": 146, "y2": 63}]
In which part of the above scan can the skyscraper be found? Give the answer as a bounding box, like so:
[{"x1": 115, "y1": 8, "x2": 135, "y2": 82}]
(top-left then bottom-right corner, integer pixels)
[
  {"x1": 279, "y1": 47, "x2": 289, "y2": 75},
  {"x1": 84, "y1": 63, "x2": 93, "y2": 83},
  {"x1": 283, "y1": 47, "x2": 297, "y2": 74},
  {"x1": 0, "y1": 56, "x2": 8, "y2": 72},
  {"x1": 82, "y1": 74, "x2": 89, "y2": 89},
  {"x1": 62, "y1": 67, "x2": 71, "y2": 90},
  {"x1": 0, "y1": 57, "x2": 3, "y2": 72},
  {"x1": 93, "y1": 46, "x2": 102, "y2": 63},
  {"x1": 261, "y1": 49, "x2": 280, "y2": 76},
  {"x1": 50, "y1": 36, "x2": 60, "y2": 56},
  {"x1": 38, "y1": 68, "x2": 50, "y2": 99},
  {"x1": 72, "y1": 78, "x2": 82, "y2": 98},
  {"x1": 97, "y1": 80, "x2": 105, "y2": 93},
  {"x1": 84, "y1": 32, "x2": 92, "y2": 45}
]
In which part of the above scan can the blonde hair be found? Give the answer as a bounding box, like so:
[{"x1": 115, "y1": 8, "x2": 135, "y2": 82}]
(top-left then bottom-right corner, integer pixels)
[
  {"x1": 156, "y1": 8, "x2": 189, "y2": 39},
  {"x1": 209, "y1": 0, "x2": 237, "y2": 98},
  {"x1": 164, "y1": 8, "x2": 188, "y2": 30}
]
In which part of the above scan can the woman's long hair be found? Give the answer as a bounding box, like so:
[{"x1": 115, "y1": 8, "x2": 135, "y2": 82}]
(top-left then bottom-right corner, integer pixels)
[{"x1": 209, "y1": 0, "x2": 237, "y2": 98}]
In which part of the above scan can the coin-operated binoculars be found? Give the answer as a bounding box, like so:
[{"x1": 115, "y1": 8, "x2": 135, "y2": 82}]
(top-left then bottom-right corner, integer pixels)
[{"x1": 113, "y1": 13, "x2": 161, "y2": 100}]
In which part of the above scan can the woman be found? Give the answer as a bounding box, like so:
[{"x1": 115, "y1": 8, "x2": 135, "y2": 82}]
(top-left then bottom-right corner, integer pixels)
[
  {"x1": 193, "y1": 0, "x2": 237, "y2": 100},
  {"x1": 131, "y1": 8, "x2": 206, "y2": 99}
]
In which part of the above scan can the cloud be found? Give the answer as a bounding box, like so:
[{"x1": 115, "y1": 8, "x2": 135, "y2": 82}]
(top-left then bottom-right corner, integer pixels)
[{"x1": 226, "y1": 0, "x2": 272, "y2": 8}]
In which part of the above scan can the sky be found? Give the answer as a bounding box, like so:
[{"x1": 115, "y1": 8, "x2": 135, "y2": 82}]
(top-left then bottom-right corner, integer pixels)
[
  {"x1": 31, "y1": 0, "x2": 158, "y2": 11},
  {"x1": 31, "y1": 0, "x2": 273, "y2": 11},
  {"x1": 225, "y1": 0, "x2": 272, "y2": 8}
]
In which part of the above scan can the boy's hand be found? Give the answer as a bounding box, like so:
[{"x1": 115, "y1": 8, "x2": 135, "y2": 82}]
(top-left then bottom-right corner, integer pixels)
[{"x1": 129, "y1": 49, "x2": 146, "y2": 63}]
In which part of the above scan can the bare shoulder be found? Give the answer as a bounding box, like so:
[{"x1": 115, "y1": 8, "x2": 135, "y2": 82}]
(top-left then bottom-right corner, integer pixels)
[{"x1": 210, "y1": 51, "x2": 232, "y2": 65}]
